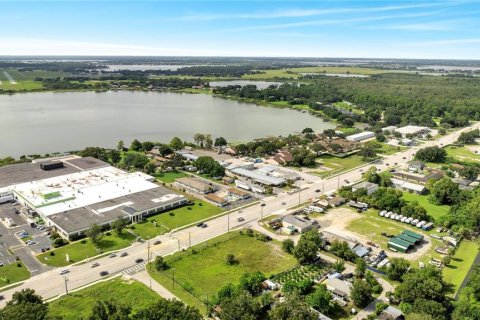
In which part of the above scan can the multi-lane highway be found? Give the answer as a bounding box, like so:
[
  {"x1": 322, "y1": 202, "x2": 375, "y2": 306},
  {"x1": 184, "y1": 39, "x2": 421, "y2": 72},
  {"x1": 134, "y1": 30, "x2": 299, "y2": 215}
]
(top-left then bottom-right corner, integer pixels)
[{"x1": 0, "y1": 122, "x2": 478, "y2": 306}]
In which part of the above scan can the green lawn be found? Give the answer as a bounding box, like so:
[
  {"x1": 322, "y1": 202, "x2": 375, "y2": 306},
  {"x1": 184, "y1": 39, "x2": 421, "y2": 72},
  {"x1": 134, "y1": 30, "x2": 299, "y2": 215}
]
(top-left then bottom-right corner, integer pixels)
[
  {"x1": 48, "y1": 278, "x2": 160, "y2": 319},
  {"x1": 0, "y1": 262, "x2": 30, "y2": 288},
  {"x1": 445, "y1": 145, "x2": 480, "y2": 163},
  {"x1": 313, "y1": 154, "x2": 366, "y2": 178},
  {"x1": 131, "y1": 200, "x2": 223, "y2": 239},
  {"x1": 443, "y1": 240, "x2": 479, "y2": 294},
  {"x1": 37, "y1": 233, "x2": 136, "y2": 267},
  {"x1": 148, "y1": 232, "x2": 297, "y2": 312},
  {"x1": 402, "y1": 192, "x2": 451, "y2": 221},
  {"x1": 376, "y1": 143, "x2": 405, "y2": 155},
  {"x1": 155, "y1": 171, "x2": 188, "y2": 183}
]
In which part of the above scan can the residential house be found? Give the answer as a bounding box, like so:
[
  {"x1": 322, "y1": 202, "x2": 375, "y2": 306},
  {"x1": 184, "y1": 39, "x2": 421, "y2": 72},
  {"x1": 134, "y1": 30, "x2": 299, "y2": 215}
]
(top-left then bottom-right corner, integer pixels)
[
  {"x1": 325, "y1": 278, "x2": 352, "y2": 302},
  {"x1": 328, "y1": 196, "x2": 346, "y2": 207},
  {"x1": 379, "y1": 306, "x2": 404, "y2": 320},
  {"x1": 269, "y1": 150, "x2": 293, "y2": 166}
]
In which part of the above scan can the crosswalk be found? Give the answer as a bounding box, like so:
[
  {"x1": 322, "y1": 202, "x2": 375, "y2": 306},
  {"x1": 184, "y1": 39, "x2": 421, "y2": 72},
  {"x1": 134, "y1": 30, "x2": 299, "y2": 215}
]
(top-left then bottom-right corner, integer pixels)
[{"x1": 121, "y1": 262, "x2": 146, "y2": 275}]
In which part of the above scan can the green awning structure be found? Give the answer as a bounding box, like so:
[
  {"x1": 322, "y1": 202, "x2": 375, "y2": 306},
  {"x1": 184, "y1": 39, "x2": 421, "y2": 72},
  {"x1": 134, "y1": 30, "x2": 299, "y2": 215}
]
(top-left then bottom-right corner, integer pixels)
[
  {"x1": 402, "y1": 230, "x2": 424, "y2": 240},
  {"x1": 397, "y1": 233, "x2": 419, "y2": 244},
  {"x1": 388, "y1": 237, "x2": 412, "y2": 253}
]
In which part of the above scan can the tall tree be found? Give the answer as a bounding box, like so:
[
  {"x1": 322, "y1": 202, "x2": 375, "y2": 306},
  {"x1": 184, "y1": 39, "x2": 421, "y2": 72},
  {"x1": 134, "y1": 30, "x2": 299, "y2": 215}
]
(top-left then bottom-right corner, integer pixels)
[
  {"x1": 85, "y1": 224, "x2": 103, "y2": 246},
  {"x1": 351, "y1": 279, "x2": 373, "y2": 308},
  {"x1": 0, "y1": 289, "x2": 48, "y2": 320},
  {"x1": 169, "y1": 137, "x2": 183, "y2": 150},
  {"x1": 269, "y1": 293, "x2": 318, "y2": 320},
  {"x1": 130, "y1": 139, "x2": 142, "y2": 151},
  {"x1": 111, "y1": 217, "x2": 128, "y2": 236}
]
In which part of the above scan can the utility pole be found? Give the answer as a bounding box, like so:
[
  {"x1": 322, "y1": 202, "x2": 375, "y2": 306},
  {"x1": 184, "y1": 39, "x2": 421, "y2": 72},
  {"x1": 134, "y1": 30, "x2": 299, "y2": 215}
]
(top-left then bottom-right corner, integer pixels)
[{"x1": 64, "y1": 276, "x2": 69, "y2": 295}]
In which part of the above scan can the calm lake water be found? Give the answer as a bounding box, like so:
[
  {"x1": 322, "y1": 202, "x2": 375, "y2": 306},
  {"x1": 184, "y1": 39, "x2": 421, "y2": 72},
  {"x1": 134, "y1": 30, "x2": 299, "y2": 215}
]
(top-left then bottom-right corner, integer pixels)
[{"x1": 0, "y1": 91, "x2": 334, "y2": 157}]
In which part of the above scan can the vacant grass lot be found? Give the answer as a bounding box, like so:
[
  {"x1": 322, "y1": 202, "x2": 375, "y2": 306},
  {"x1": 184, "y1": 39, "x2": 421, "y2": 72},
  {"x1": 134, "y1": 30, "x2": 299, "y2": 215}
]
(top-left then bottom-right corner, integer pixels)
[
  {"x1": 0, "y1": 262, "x2": 30, "y2": 288},
  {"x1": 48, "y1": 278, "x2": 160, "y2": 319},
  {"x1": 445, "y1": 145, "x2": 480, "y2": 163},
  {"x1": 37, "y1": 233, "x2": 136, "y2": 267},
  {"x1": 131, "y1": 200, "x2": 223, "y2": 239},
  {"x1": 148, "y1": 232, "x2": 297, "y2": 312},
  {"x1": 443, "y1": 240, "x2": 479, "y2": 294},
  {"x1": 155, "y1": 171, "x2": 188, "y2": 183},
  {"x1": 313, "y1": 154, "x2": 366, "y2": 178},
  {"x1": 402, "y1": 192, "x2": 450, "y2": 221}
]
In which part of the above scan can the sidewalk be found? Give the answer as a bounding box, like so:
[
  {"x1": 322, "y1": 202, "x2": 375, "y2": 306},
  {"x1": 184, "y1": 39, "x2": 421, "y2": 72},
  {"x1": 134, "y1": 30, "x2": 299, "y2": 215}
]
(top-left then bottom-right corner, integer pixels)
[{"x1": 131, "y1": 269, "x2": 178, "y2": 300}]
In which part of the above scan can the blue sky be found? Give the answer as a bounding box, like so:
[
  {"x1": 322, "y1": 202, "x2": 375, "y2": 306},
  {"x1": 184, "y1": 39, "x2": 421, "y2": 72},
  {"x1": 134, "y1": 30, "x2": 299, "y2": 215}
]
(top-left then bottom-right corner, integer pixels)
[{"x1": 1, "y1": 1, "x2": 479, "y2": 59}]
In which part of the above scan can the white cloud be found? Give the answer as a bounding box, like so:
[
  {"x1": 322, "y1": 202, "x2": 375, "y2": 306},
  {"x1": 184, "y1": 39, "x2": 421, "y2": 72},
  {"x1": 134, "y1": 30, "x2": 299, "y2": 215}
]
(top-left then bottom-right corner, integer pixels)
[{"x1": 180, "y1": 3, "x2": 439, "y2": 21}]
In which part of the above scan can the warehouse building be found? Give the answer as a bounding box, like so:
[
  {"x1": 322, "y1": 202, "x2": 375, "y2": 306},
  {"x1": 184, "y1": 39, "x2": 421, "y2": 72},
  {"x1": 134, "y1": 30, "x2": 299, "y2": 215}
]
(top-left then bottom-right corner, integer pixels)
[
  {"x1": 388, "y1": 237, "x2": 412, "y2": 253},
  {"x1": 346, "y1": 131, "x2": 375, "y2": 142},
  {"x1": 0, "y1": 156, "x2": 187, "y2": 240}
]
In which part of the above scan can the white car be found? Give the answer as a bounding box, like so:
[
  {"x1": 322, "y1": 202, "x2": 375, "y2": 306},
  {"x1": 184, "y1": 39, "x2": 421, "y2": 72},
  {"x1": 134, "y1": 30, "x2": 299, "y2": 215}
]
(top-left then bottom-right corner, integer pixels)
[{"x1": 59, "y1": 269, "x2": 69, "y2": 275}]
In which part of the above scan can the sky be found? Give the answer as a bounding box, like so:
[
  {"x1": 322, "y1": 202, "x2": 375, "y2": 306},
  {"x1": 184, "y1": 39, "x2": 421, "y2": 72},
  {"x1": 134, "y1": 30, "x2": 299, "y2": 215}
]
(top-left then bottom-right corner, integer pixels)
[{"x1": 0, "y1": 1, "x2": 479, "y2": 59}]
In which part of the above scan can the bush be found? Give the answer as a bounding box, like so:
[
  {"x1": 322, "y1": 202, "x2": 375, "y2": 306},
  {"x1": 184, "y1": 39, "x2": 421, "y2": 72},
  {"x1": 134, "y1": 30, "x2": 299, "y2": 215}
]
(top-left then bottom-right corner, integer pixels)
[
  {"x1": 169, "y1": 212, "x2": 175, "y2": 216},
  {"x1": 50, "y1": 251, "x2": 55, "y2": 256}
]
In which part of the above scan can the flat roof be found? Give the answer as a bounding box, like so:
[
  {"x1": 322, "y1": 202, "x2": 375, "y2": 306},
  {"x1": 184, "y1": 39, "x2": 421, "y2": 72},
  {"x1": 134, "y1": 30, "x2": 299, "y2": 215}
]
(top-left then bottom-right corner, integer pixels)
[
  {"x1": 230, "y1": 168, "x2": 285, "y2": 186},
  {"x1": 346, "y1": 131, "x2": 374, "y2": 139},
  {"x1": 283, "y1": 214, "x2": 313, "y2": 228},
  {"x1": 13, "y1": 167, "x2": 158, "y2": 216},
  {"x1": 391, "y1": 178, "x2": 426, "y2": 192},
  {"x1": 49, "y1": 186, "x2": 186, "y2": 234},
  {"x1": 402, "y1": 229, "x2": 424, "y2": 240},
  {"x1": 176, "y1": 177, "x2": 214, "y2": 192},
  {"x1": 0, "y1": 156, "x2": 110, "y2": 190},
  {"x1": 0, "y1": 161, "x2": 80, "y2": 189}
]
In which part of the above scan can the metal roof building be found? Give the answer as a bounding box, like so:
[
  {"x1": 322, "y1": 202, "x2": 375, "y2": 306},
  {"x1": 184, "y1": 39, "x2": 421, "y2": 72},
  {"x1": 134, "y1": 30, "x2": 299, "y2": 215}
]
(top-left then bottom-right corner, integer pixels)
[
  {"x1": 230, "y1": 168, "x2": 286, "y2": 186},
  {"x1": 388, "y1": 237, "x2": 412, "y2": 253},
  {"x1": 402, "y1": 230, "x2": 424, "y2": 241},
  {"x1": 397, "y1": 233, "x2": 420, "y2": 245}
]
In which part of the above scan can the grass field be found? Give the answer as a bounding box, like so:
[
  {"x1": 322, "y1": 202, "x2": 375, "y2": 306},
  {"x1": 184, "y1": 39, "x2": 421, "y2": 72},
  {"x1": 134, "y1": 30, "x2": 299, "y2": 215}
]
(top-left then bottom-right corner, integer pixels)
[
  {"x1": 443, "y1": 240, "x2": 479, "y2": 294},
  {"x1": 376, "y1": 143, "x2": 405, "y2": 155},
  {"x1": 155, "y1": 171, "x2": 188, "y2": 183},
  {"x1": 48, "y1": 278, "x2": 160, "y2": 319},
  {"x1": 402, "y1": 192, "x2": 450, "y2": 221},
  {"x1": 131, "y1": 200, "x2": 223, "y2": 239},
  {"x1": 445, "y1": 145, "x2": 480, "y2": 163},
  {"x1": 0, "y1": 262, "x2": 30, "y2": 288},
  {"x1": 0, "y1": 69, "x2": 71, "y2": 91},
  {"x1": 37, "y1": 233, "x2": 136, "y2": 267},
  {"x1": 242, "y1": 66, "x2": 396, "y2": 80},
  {"x1": 148, "y1": 232, "x2": 297, "y2": 312},
  {"x1": 313, "y1": 154, "x2": 366, "y2": 178}
]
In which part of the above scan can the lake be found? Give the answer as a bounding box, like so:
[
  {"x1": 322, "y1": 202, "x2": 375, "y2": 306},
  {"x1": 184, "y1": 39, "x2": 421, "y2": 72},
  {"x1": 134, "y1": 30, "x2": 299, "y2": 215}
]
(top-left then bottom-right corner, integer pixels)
[{"x1": 0, "y1": 91, "x2": 334, "y2": 157}]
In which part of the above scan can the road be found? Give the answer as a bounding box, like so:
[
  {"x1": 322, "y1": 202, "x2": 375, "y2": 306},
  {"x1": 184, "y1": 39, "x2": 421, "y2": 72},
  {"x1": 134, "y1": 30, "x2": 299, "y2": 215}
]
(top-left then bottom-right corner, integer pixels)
[{"x1": 0, "y1": 123, "x2": 478, "y2": 307}]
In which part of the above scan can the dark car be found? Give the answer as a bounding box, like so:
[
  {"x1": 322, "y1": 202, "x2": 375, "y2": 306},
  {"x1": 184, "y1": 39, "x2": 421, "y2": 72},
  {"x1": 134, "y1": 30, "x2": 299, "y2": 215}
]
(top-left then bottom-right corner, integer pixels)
[
  {"x1": 120, "y1": 252, "x2": 128, "y2": 257},
  {"x1": 0, "y1": 295, "x2": 4, "y2": 301},
  {"x1": 237, "y1": 217, "x2": 245, "y2": 222},
  {"x1": 153, "y1": 240, "x2": 162, "y2": 245},
  {"x1": 99, "y1": 271, "x2": 109, "y2": 276},
  {"x1": 135, "y1": 258, "x2": 144, "y2": 263},
  {"x1": 196, "y1": 222, "x2": 205, "y2": 227},
  {"x1": 315, "y1": 189, "x2": 321, "y2": 193},
  {"x1": 201, "y1": 223, "x2": 208, "y2": 228}
]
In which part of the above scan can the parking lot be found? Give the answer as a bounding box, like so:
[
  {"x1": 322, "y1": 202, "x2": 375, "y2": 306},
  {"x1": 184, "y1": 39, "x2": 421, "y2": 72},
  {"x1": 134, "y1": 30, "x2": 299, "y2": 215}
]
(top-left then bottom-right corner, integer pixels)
[{"x1": 0, "y1": 202, "x2": 53, "y2": 275}]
